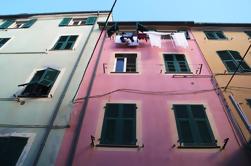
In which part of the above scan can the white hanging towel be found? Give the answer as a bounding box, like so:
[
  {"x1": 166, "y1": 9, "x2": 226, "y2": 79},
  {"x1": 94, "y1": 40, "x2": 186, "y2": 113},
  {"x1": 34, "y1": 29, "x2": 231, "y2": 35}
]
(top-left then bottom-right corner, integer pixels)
[
  {"x1": 144, "y1": 31, "x2": 170, "y2": 48},
  {"x1": 172, "y1": 32, "x2": 188, "y2": 49}
]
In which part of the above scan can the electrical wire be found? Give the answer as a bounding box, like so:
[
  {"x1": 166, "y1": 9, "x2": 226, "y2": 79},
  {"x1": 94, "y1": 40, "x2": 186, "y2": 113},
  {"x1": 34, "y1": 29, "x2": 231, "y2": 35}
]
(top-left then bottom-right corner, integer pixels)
[{"x1": 73, "y1": 87, "x2": 220, "y2": 103}]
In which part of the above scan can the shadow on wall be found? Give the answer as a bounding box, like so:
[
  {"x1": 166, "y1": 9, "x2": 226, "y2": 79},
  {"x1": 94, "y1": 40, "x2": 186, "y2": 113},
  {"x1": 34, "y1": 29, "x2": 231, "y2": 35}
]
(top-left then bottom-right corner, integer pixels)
[{"x1": 219, "y1": 145, "x2": 251, "y2": 166}]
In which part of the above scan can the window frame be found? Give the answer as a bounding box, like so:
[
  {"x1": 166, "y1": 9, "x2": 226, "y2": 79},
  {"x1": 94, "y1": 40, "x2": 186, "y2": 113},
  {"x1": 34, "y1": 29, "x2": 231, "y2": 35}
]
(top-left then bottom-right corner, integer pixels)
[
  {"x1": 112, "y1": 53, "x2": 138, "y2": 73},
  {"x1": 95, "y1": 101, "x2": 142, "y2": 149},
  {"x1": 204, "y1": 31, "x2": 227, "y2": 40},
  {"x1": 172, "y1": 104, "x2": 219, "y2": 148},
  {"x1": 217, "y1": 50, "x2": 250, "y2": 73},
  {"x1": 18, "y1": 67, "x2": 61, "y2": 98},
  {"x1": 163, "y1": 53, "x2": 191, "y2": 74},
  {"x1": 52, "y1": 35, "x2": 79, "y2": 50},
  {"x1": 0, "y1": 133, "x2": 35, "y2": 166},
  {"x1": 0, "y1": 38, "x2": 10, "y2": 48}
]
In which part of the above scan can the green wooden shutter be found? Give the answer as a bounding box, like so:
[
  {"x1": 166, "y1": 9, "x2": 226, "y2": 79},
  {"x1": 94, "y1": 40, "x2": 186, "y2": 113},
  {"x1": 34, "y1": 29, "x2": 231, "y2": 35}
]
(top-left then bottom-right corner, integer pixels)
[
  {"x1": 175, "y1": 54, "x2": 190, "y2": 72},
  {"x1": 125, "y1": 54, "x2": 137, "y2": 72},
  {"x1": 174, "y1": 105, "x2": 194, "y2": 145},
  {"x1": 204, "y1": 31, "x2": 215, "y2": 39},
  {"x1": 229, "y1": 51, "x2": 250, "y2": 72},
  {"x1": 190, "y1": 105, "x2": 216, "y2": 146},
  {"x1": 217, "y1": 51, "x2": 237, "y2": 72},
  {"x1": 59, "y1": 18, "x2": 71, "y2": 26},
  {"x1": 164, "y1": 54, "x2": 176, "y2": 72},
  {"x1": 0, "y1": 19, "x2": 15, "y2": 29},
  {"x1": 22, "y1": 19, "x2": 37, "y2": 28},
  {"x1": 85, "y1": 17, "x2": 97, "y2": 25},
  {"x1": 38, "y1": 68, "x2": 60, "y2": 87},
  {"x1": 100, "y1": 103, "x2": 136, "y2": 145}
]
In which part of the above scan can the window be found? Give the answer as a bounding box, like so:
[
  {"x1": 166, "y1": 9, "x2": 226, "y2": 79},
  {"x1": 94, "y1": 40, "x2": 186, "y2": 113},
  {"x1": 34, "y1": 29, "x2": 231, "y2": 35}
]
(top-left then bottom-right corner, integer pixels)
[
  {"x1": 173, "y1": 104, "x2": 217, "y2": 147},
  {"x1": 244, "y1": 31, "x2": 251, "y2": 38},
  {"x1": 217, "y1": 50, "x2": 250, "y2": 72},
  {"x1": 178, "y1": 30, "x2": 190, "y2": 39},
  {"x1": 0, "y1": 38, "x2": 10, "y2": 48},
  {"x1": 163, "y1": 54, "x2": 190, "y2": 73},
  {"x1": 114, "y1": 53, "x2": 137, "y2": 73},
  {"x1": 247, "y1": 99, "x2": 251, "y2": 108},
  {"x1": 204, "y1": 31, "x2": 227, "y2": 40},
  {"x1": 0, "y1": 136, "x2": 28, "y2": 166},
  {"x1": 59, "y1": 17, "x2": 97, "y2": 26},
  {"x1": 18, "y1": 68, "x2": 60, "y2": 98},
  {"x1": 0, "y1": 19, "x2": 36, "y2": 29},
  {"x1": 52, "y1": 35, "x2": 78, "y2": 50},
  {"x1": 99, "y1": 103, "x2": 137, "y2": 146}
]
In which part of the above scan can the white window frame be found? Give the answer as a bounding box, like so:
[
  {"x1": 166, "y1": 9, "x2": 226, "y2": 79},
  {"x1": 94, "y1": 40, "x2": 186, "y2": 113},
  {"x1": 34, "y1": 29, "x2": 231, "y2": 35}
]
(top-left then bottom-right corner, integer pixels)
[{"x1": 114, "y1": 57, "x2": 127, "y2": 72}]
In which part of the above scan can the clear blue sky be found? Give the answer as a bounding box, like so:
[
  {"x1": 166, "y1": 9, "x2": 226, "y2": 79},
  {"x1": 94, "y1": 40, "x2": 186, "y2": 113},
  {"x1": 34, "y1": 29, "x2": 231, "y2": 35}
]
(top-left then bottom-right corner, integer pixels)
[{"x1": 1, "y1": 0, "x2": 251, "y2": 23}]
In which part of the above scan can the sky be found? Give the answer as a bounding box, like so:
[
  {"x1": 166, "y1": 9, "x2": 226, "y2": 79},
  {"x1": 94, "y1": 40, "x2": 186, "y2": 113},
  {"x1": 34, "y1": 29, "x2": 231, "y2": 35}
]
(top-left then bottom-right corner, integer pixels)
[{"x1": 1, "y1": 0, "x2": 251, "y2": 23}]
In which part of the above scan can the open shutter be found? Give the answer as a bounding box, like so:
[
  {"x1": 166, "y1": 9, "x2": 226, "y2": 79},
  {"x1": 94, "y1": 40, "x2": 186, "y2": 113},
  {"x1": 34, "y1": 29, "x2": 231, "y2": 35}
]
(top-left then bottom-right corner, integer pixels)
[
  {"x1": 59, "y1": 18, "x2": 71, "y2": 26},
  {"x1": 175, "y1": 54, "x2": 190, "y2": 72},
  {"x1": 85, "y1": 17, "x2": 97, "y2": 25},
  {"x1": 38, "y1": 68, "x2": 60, "y2": 87},
  {"x1": 125, "y1": 54, "x2": 137, "y2": 72},
  {"x1": 22, "y1": 19, "x2": 37, "y2": 28},
  {"x1": 0, "y1": 20, "x2": 15, "y2": 29}
]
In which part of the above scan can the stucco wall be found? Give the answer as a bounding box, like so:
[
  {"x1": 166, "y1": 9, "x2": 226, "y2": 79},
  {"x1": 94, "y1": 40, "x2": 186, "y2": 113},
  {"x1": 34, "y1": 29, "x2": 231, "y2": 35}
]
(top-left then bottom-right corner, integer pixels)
[
  {"x1": 57, "y1": 30, "x2": 250, "y2": 166},
  {"x1": 192, "y1": 28, "x2": 251, "y2": 143}
]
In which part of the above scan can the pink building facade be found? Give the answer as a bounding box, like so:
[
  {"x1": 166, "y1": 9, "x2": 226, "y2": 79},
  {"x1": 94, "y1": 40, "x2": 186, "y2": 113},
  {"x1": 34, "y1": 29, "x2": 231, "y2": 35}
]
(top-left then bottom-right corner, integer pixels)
[{"x1": 56, "y1": 22, "x2": 250, "y2": 166}]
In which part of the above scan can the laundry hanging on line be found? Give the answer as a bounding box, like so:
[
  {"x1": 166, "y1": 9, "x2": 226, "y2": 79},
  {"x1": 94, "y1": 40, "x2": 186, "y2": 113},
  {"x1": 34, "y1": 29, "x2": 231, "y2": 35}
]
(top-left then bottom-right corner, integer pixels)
[
  {"x1": 171, "y1": 32, "x2": 189, "y2": 49},
  {"x1": 144, "y1": 31, "x2": 170, "y2": 48},
  {"x1": 144, "y1": 31, "x2": 188, "y2": 49}
]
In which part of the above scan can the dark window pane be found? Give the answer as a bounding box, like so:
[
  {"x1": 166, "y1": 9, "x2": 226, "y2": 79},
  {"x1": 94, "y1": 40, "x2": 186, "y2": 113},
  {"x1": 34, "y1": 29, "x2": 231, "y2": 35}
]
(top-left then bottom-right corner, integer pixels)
[
  {"x1": 247, "y1": 99, "x2": 251, "y2": 108},
  {"x1": 245, "y1": 31, "x2": 251, "y2": 38},
  {"x1": 68, "y1": 35, "x2": 78, "y2": 42},
  {"x1": 175, "y1": 54, "x2": 185, "y2": 61},
  {"x1": 58, "y1": 36, "x2": 68, "y2": 42},
  {"x1": 217, "y1": 51, "x2": 231, "y2": 60},
  {"x1": 115, "y1": 58, "x2": 124, "y2": 72},
  {"x1": 0, "y1": 137, "x2": 28, "y2": 166},
  {"x1": 216, "y1": 32, "x2": 226, "y2": 39},
  {"x1": 64, "y1": 42, "x2": 74, "y2": 49},
  {"x1": 230, "y1": 51, "x2": 242, "y2": 60},
  {"x1": 164, "y1": 55, "x2": 174, "y2": 61},
  {"x1": 225, "y1": 61, "x2": 238, "y2": 72},
  {"x1": 54, "y1": 43, "x2": 63, "y2": 50},
  {"x1": 205, "y1": 32, "x2": 216, "y2": 39}
]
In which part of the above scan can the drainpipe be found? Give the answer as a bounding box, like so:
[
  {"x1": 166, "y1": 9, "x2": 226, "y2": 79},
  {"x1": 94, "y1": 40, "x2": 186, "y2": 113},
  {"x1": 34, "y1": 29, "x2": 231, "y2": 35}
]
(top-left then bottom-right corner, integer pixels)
[
  {"x1": 32, "y1": 13, "x2": 99, "y2": 166},
  {"x1": 191, "y1": 29, "x2": 246, "y2": 146}
]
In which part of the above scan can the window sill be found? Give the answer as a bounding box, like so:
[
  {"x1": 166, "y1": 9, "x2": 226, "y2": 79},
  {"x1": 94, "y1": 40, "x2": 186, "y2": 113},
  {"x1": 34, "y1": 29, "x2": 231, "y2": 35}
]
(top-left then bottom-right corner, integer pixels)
[
  {"x1": 110, "y1": 72, "x2": 139, "y2": 74},
  {"x1": 96, "y1": 144, "x2": 139, "y2": 148},
  {"x1": 165, "y1": 72, "x2": 193, "y2": 74},
  {"x1": 177, "y1": 145, "x2": 221, "y2": 149},
  {"x1": 49, "y1": 48, "x2": 74, "y2": 51}
]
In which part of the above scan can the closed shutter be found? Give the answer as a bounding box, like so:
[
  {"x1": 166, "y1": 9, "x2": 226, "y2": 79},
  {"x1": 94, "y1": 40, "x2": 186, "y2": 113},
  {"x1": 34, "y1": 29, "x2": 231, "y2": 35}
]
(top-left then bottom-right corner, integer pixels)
[
  {"x1": 38, "y1": 68, "x2": 60, "y2": 87},
  {"x1": 174, "y1": 105, "x2": 194, "y2": 145},
  {"x1": 217, "y1": 50, "x2": 250, "y2": 72},
  {"x1": 174, "y1": 104, "x2": 216, "y2": 147},
  {"x1": 59, "y1": 18, "x2": 72, "y2": 26},
  {"x1": 22, "y1": 19, "x2": 37, "y2": 28},
  {"x1": 85, "y1": 17, "x2": 97, "y2": 25},
  {"x1": 0, "y1": 19, "x2": 15, "y2": 29},
  {"x1": 100, "y1": 103, "x2": 136, "y2": 145}
]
